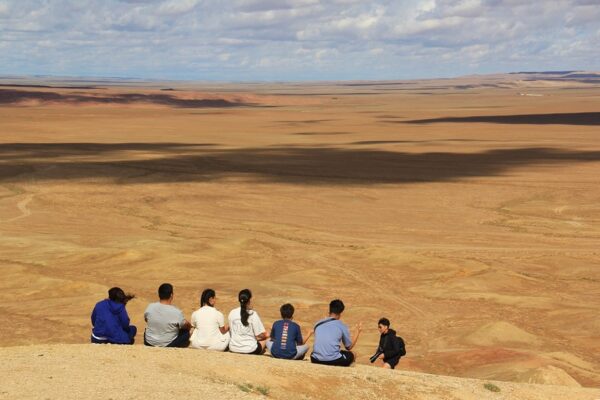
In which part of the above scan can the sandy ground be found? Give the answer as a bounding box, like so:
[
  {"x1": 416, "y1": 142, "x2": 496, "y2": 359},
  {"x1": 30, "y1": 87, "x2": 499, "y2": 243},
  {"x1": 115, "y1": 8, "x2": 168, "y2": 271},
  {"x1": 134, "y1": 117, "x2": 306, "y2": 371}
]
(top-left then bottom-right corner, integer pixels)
[
  {"x1": 1, "y1": 344, "x2": 599, "y2": 400},
  {"x1": 1, "y1": 73, "x2": 599, "y2": 391}
]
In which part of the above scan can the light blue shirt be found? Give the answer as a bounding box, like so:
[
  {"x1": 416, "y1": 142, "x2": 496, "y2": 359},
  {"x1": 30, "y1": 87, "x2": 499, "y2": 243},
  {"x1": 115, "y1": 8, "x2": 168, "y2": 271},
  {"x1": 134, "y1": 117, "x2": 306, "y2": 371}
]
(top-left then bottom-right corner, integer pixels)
[{"x1": 311, "y1": 317, "x2": 352, "y2": 361}]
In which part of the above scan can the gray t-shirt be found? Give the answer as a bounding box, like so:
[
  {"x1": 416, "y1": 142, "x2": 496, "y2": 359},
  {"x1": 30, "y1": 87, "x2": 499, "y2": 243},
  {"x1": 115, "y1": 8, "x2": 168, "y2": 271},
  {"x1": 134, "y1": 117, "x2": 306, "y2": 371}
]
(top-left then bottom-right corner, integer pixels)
[{"x1": 144, "y1": 302, "x2": 186, "y2": 347}]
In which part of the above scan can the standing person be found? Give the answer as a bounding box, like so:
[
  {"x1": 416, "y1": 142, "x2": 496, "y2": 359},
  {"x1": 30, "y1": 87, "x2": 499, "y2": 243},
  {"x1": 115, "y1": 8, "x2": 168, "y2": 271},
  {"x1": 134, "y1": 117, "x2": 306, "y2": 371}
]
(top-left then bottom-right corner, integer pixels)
[
  {"x1": 190, "y1": 288, "x2": 230, "y2": 351},
  {"x1": 371, "y1": 318, "x2": 405, "y2": 369},
  {"x1": 144, "y1": 283, "x2": 191, "y2": 348},
  {"x1": 310, "y1": 299, "x2": 362, "y2": 367},
  {"x1": 266, "y1": 303, "x2": 313, "y2": 360},
  {"x1": 91, "y1": 287, "x2": 137, "y2": 344},
  {"x1": 228, "y1": 289, "x2": 269, "y2": 355}
]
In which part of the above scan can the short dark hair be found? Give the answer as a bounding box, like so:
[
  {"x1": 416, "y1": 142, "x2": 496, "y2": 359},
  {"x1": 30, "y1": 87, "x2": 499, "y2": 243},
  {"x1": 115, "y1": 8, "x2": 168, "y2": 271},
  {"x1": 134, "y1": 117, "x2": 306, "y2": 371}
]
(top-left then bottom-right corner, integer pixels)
[
  {"x1": 378, "y1": 317, "x2": 390, "y2": 327},
  {"x1": 280, "y1": 303, "x2": 295, "y2": 319},
  {"x1": 329, "y1": 299, "x2": 345, "y2": 315},
  {"x1": 158, "y1": 283, "x2": 173, "y2": 300}
]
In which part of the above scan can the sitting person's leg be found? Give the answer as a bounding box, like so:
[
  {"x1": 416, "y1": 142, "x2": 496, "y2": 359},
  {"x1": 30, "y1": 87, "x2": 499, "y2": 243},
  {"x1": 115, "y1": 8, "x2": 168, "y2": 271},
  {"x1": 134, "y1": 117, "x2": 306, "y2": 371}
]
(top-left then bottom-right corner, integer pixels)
[
  {"x1": 143, "y1": 330, "x2": 154, "y2": 346},
  {"x1": 250, "y1": 341, "x2": 266, "y2": 355},
  {"x1": 265, "y1": 340, "x2": 274, "y2": 353},
  {"x1": 294, "y1": 344, "x2": 309, "y2": 360},
  {"x1": 257, "y1": 340, "x2": 267, "y2": 354},
  {"x1": 166, "y1": 329, "x2": 190, "y2": 348},
  {"x1": 127, "y1": 325, "x2": 137, "y2": 345},
  {"x1": 384, "y1": 355, "x2": 400, "y2": 370},
  {"x1": 207, "y1": 335, "x2": 230, "y2": 352},
  {"x1": 311, "y1": 351, "x2": 354, "y2": 367},
  {"x1": 91, "y1": 334, "x2": 109, "y2": 344},
  {"x1": 337, "y1": 350, "x2": 355, "y2": 366}
]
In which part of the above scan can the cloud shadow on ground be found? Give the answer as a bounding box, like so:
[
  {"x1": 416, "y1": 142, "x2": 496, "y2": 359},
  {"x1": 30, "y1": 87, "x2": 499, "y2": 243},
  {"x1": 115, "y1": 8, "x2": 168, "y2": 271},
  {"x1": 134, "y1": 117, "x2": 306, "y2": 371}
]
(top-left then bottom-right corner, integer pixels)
[
  {"x1": 401, "y1": 112, "x2": 600, "y2": 126},
  {"x1": 1, "y1": 143, "x2": 599, "y2": 185},
  {"x1": 0, "y1": 89, "x2": 258, "y2": 108}
]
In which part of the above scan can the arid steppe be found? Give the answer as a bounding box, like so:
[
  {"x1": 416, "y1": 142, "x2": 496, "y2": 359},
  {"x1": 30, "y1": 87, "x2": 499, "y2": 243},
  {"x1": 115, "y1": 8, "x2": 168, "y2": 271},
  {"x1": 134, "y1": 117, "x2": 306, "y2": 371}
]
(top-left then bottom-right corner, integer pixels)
[{"x1": 1, "y1": 72, "x2": 599, "y2": 391}]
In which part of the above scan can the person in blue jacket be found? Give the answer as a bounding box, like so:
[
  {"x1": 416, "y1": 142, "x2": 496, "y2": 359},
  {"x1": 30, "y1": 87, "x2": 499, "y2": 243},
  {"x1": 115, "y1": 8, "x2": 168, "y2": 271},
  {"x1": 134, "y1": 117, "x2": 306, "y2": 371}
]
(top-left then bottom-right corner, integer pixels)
[{"x1": 91, "y1": 287, "x2": 137, "y2": 344}]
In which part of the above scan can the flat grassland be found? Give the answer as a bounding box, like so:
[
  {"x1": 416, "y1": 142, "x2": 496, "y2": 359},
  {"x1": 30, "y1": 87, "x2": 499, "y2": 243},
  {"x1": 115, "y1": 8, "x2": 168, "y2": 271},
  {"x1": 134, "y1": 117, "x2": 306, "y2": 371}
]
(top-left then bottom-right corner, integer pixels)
[{"x1": 1, "y1": 73, "x2": 599, "y2": 387}]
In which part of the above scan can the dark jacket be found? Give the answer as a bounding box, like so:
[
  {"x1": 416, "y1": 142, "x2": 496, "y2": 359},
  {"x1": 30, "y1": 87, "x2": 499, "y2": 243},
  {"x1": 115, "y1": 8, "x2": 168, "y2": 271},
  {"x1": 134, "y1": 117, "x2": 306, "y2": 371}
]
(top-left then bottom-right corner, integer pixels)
[
  {"x1": 91, "y1": 299, "x2": 132, "y2": 344},
  {"x1": 378, "y1": 329, "x2": 403, "y2": 361}
]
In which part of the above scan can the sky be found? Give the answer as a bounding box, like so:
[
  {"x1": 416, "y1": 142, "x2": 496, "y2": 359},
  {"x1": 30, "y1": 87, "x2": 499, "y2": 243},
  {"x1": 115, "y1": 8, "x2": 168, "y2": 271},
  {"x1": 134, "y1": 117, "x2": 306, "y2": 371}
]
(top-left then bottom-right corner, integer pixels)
[{"x1": 1, "y1": 0, "x2": 599, "y2": 81}]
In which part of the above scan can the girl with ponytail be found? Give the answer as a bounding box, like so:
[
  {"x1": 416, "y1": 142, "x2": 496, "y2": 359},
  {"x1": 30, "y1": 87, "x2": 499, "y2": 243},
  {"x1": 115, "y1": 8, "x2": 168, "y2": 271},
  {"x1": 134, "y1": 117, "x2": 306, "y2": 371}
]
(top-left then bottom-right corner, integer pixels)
[
  {"x1": 239, "y1": 289, "x2": 251, "y2": 326},
  {"x1": 228, "y1": 289, "x2": 268, "y2": 355},
  {"x1": 189, "y1": 288, "x2": 230, "y2": 351}
]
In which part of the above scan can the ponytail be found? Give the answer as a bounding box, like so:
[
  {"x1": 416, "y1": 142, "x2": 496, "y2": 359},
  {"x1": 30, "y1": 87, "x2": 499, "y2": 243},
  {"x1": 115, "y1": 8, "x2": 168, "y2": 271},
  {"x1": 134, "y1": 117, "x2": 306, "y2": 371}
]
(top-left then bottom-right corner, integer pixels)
[
  {"x1": 200, "y1": 288, "x2": 216, "y2": 307},
  {"x1": 238, "y1": 289, "x2": 252, "y2": 327},
  {"x1": 108, "y1": 287, "x2": 135, "y2": 305}
]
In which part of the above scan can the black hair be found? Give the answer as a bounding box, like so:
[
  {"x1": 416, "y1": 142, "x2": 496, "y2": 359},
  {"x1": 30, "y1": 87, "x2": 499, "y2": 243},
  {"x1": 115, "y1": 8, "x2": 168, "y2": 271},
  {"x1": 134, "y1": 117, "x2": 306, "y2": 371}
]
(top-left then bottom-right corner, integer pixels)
[
  {"x1": 238, "y1": 289, "x2": 252, "y2": 327},
  {"x1": 329, "y1": 299, "x2": 345, "y2": 315},
  {"x1": 378, "y1": 317, "x2": 390, "y2": 327},
  {"x1": 108, "y1": 287, "x2": 135, "y2": 305},
  {"x1": 158, "y1": 283, "x2": 173, "y2": 300},
  {"x1": 201, "y1": 288, "x2": 216, "y2": 307},
  {"x1": 280, "y1": 303, "x2": 294, "y2": 319}
]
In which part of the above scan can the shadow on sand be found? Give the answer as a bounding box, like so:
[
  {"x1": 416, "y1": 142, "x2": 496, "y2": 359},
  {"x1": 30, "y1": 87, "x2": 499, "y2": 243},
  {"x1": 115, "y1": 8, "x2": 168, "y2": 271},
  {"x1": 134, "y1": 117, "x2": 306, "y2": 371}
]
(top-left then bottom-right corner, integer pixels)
[
  {"x1": 401, "y1": 112, "x2": 600, "y2": 126},
  {"x1": 1, "y1": 143, "x2": 599, "y2": 185},
  {"x1": 0, "y1": 89, "x2": 257, "y2": 108}
]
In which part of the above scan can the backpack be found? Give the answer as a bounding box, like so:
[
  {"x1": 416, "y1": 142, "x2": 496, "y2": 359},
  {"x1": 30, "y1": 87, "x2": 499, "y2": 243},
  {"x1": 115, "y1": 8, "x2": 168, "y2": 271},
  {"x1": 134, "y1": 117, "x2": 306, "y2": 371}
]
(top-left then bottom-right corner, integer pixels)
[{"x1": 395, "y1": 336, "x2": 406, "y2": 357}]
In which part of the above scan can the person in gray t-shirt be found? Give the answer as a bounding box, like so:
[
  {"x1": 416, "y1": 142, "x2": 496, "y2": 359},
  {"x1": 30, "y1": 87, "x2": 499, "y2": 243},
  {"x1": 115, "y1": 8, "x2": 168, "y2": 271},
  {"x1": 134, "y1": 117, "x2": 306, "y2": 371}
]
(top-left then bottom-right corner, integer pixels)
[
  {"x1": 144, "y1": 283, "x2": 191, "y2": 347},
  {"x1": 310, "y1": 299, "x2": 362, "y2": 367}
]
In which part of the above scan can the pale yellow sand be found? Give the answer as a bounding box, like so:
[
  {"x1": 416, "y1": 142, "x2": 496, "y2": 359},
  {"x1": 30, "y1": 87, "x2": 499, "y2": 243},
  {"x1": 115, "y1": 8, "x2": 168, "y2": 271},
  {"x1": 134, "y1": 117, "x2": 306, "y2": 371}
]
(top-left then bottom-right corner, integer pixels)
[{"x1": 1, "y1": 344, "x2": 599, "y2": 400}]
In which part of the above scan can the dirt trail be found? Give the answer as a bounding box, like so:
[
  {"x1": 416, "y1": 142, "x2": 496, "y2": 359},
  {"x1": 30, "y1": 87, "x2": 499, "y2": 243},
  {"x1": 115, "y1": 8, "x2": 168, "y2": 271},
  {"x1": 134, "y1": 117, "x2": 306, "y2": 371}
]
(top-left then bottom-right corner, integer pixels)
[{"x1": 7, "y1": 193, "x2": 34, "y2": 222}]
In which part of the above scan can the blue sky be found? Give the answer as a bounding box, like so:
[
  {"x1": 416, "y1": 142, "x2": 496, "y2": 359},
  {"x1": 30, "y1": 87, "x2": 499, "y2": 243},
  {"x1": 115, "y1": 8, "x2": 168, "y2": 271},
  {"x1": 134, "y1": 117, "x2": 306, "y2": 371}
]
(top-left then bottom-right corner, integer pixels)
[{"x1": 1, "y1": 0, "x2": 599, "y2": 81}]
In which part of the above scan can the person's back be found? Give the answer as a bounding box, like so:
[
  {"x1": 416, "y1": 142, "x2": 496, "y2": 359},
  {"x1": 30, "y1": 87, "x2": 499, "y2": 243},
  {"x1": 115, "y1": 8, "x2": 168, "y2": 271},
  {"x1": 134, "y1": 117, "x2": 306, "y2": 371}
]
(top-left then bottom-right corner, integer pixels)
[
  {"x1": 311, "y1": 317, "x2": 351, "y2": 361},
  {"x1": 267, "y1": 303, "x2": 311, "y2": 360},
  {"x1": 91, "y1": 299, "x2": 132, "y2": 344},
  {"x1": 144, "y1": 283, "x2": 190, "y2": 348},
  {"x1": 144, "y1": 302, "x2": 185, "y2": 346},
  {"x1": 91, "y1": 287, "x2": 136, "y2": 345},
  {"x1": 190, "y1": 305, "x2": 228, "y2": 350},
  {"x1": 310, "y1": 299, "x2": 361, "y2": 367},
  {"x1": 270, "y1": 319, "x2": 302, "y2": 358},
  {"x1": 228, "y1": 307, "x2": 264, "y2": 353}
]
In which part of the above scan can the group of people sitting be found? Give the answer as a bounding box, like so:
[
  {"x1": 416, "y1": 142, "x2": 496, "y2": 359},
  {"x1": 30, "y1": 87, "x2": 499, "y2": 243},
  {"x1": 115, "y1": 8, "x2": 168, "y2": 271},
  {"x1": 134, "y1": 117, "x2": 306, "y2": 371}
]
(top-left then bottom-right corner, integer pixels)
[{"x1": 90, "y1": 283, "x2": 405, "y2": 369}]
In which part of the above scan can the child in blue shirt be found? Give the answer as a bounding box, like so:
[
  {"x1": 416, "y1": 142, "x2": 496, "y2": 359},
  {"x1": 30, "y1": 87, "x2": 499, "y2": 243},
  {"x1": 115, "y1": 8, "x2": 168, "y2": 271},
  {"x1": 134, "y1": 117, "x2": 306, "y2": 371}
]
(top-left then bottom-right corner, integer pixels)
[{"x1": 267, "y1": 303, "x2": 312, "y2": 360}]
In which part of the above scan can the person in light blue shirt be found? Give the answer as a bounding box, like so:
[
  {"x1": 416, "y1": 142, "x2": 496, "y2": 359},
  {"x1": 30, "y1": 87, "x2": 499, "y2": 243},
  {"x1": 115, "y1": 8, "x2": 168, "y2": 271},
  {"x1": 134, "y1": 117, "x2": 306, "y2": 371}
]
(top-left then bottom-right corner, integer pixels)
[{"x1": 310, "y1": 299, "x2": 362, "y2": 367}]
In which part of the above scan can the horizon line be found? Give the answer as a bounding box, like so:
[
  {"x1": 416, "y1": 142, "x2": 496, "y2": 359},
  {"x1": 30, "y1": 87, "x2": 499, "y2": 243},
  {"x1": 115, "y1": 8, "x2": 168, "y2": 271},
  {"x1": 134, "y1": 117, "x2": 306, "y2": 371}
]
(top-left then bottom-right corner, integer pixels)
[{"x1": 1, "y1": 70, "x2": 595, "y2": 86}]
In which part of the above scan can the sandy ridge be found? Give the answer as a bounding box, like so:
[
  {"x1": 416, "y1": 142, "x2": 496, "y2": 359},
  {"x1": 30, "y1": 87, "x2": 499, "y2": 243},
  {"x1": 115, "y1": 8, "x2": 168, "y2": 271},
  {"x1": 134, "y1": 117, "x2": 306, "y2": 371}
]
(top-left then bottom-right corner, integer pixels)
[{"x1": 1, "y1": 344, "x2": 599, "y2": 400}]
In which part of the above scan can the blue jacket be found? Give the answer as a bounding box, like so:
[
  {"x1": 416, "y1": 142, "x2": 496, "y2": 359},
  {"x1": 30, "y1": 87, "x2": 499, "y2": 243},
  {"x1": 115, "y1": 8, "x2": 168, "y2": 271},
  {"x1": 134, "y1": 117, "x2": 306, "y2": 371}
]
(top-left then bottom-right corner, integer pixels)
[{"x1": 91, "y1": 299, "x2": 132, "y2": 344}]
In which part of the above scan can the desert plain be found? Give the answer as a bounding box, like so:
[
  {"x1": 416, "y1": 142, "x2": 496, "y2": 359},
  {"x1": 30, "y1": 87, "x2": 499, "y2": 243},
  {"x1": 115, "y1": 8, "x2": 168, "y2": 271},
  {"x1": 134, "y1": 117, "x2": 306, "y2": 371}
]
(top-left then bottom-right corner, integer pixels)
[{"x1": 1, "y1": 72, "x2": 599, "y2": 394}]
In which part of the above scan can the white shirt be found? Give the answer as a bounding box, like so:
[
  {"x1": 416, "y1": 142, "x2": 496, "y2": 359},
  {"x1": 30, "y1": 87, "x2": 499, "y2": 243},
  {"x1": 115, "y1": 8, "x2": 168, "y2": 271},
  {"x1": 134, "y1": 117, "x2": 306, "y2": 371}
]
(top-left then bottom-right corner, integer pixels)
[
  {"x1": 228, "y1": 307, "x2": 265, "y2": 353},
  {"x1": 190, "y1": 305, "x2": 227, "y2": 348}
]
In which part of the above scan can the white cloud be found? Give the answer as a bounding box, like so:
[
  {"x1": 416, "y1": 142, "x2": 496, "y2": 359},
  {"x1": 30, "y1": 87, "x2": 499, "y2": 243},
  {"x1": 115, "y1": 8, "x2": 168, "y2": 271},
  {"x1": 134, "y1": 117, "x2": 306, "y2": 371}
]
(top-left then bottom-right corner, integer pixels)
[
  {"x1": 0, "y1": 0, "x2": 598, "y2": 80},
  {"x1": 0, "y1": 1, "x2": 9, "y2": 16},
  {"x1": 158, "y1": 0, "x2": 200, "y2": 15}
]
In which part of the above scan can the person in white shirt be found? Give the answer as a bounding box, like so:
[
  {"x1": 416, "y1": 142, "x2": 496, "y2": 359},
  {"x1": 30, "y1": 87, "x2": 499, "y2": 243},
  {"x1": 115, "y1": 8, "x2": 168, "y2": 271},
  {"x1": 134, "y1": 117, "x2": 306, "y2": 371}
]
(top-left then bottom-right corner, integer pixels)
[
  {"x1": 228, "y1": 289, "x2": 268, "y2": 355},
  {"x1": 190, "y1": 288, "x2": 230, "y2": 351}
]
